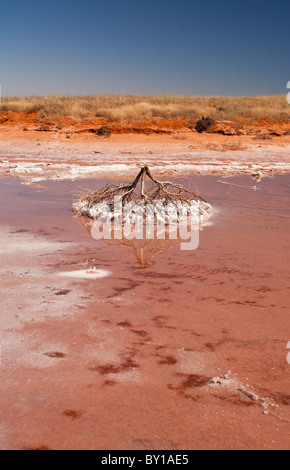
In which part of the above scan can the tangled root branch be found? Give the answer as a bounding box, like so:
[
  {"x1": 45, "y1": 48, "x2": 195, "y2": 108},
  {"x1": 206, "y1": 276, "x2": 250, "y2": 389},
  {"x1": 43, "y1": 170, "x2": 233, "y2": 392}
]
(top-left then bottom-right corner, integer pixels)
[{"x1": 82, "y1": 166, "x2": 205, "y2": 208}]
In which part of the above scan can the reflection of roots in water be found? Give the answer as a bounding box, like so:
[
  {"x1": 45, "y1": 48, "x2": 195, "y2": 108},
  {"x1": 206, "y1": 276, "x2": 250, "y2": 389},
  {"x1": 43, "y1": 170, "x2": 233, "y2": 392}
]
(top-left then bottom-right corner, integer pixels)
[
  {"x1": 105, "y1": 237, "x2": 182, "y2": 269},
  {"x1": 76, "y1": 216, "x2": 186, "y2": 268}
]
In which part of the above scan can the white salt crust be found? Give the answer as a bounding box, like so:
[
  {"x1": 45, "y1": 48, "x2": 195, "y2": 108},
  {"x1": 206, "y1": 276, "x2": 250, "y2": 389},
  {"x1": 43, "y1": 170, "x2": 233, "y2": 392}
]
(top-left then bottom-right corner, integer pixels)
[
  {"x1": 57, "y1": 268, "x2": 111, "y2": 279},
  {"x1": 74, "y1": 199, "x2": 214, "y2": 228}
]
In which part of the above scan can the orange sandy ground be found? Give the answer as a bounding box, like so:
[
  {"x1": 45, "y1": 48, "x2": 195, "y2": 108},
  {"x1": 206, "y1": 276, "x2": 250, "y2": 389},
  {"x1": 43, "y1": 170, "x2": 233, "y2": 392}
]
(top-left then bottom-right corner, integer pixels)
[{"x1": 1, "y1": 112, "x2": 290, "y2": 148}]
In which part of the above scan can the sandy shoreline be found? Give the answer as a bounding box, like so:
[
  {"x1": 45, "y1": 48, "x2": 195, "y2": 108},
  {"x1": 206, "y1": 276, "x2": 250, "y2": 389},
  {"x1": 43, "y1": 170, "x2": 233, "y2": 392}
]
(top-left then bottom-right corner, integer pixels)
[{"x1": 0, "y1": 130, "x2": 290, "y2": 184}]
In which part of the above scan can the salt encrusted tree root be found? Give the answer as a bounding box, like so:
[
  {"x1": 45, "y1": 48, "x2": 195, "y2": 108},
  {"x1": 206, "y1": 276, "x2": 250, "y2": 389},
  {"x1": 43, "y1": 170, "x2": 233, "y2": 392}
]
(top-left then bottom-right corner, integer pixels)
[{"x1": 79, "y1": 166, "x2": 206, "y2": 210}]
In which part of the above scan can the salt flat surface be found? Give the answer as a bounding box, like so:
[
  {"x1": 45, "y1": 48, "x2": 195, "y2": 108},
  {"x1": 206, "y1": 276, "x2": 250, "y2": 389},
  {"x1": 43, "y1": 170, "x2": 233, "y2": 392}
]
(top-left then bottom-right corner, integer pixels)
[
  {"x1": 0, "y1": 225, "x2": 73, "y2": 254},
  {"x1": 1, "y1": 140, "x2": 290, "y2": 184}
]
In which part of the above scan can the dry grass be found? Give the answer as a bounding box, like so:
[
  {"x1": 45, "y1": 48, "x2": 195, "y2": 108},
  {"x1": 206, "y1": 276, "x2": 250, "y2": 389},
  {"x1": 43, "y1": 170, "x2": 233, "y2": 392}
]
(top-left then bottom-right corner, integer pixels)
[
  {"x1": 202, "y1": 139, "x2": 246, "y2": 152},
  {"x1": 0, "y1": 94, "x2": 289, "y2": 123}
]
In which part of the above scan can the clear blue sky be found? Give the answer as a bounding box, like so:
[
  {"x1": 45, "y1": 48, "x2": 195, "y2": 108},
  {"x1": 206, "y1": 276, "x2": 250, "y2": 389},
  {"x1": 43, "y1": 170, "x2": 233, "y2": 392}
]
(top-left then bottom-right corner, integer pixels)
[{"x1": 0, "y1": 0, "x2": 289, "y2": 96}]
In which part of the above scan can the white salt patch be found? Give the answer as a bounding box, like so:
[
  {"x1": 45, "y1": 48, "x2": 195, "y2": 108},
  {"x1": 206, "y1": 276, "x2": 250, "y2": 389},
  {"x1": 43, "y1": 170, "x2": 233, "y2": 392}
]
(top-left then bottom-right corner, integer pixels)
[
  {"x1": 2, "y1": 156, "x2": 290, "y2": 184},
  {"x1": 3, "y1": 342, "x2": 63, "y2": 368},
  {"x1": 57, "y1": 267, "x2": 111, "y2": 279}
]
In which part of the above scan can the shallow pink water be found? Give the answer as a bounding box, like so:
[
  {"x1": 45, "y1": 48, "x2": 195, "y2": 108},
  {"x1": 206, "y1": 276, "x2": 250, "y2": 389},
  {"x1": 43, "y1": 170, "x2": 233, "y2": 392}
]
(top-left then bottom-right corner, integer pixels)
[{"x1": 0, "y1": 174, "x2": 289, "y2": 450}]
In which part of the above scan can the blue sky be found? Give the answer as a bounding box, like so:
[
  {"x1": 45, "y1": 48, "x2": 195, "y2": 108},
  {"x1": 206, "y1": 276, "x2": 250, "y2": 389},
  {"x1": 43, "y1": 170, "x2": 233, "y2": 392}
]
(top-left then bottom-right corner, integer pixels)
[{"x1": 0, "y1": 0, "x2": 289, "y2": 96}]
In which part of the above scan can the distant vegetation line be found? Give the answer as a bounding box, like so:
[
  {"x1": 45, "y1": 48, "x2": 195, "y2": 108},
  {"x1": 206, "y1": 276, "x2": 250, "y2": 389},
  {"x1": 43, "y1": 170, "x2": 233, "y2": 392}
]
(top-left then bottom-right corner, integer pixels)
[{"x1": 0, "y1": 94, "x2": 289, "y2": 122}]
